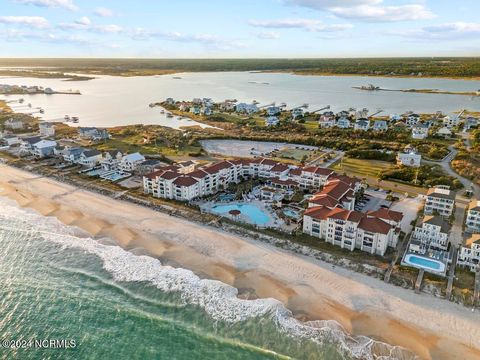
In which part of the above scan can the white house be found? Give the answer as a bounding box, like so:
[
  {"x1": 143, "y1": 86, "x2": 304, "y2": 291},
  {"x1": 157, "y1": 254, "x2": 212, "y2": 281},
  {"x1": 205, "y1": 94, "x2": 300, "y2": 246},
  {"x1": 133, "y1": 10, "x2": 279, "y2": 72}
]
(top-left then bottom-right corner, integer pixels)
[
  {"x1": 443, "y1": 115, "x2": 460, "y2": 128},
  {"x1": 39, "y1": 122, "x2": 55, "y2": 137},
  {"x1": 411, "y1": 124, "x2": 429, "y2": 140},
  {"x1": 336, "y1": 117, "x2": 351, "y2": 129},
  {"x1": 425, "y1": 186, "x2": 455, "y2": 217},
  {"x1": 31, "y1": 139, "x2": 57, "y2": 158},
  {"x1": 436, "y1": 127, "x2": 452, "y2": 137},
  {"x1": 406, "y1": 114, "x2": 420, "y2": 127},
  {"x1": 266, "y1": 106, "x2": 281, "y2": 116},
  {"x1": 78, "y1": 149, "x2": 103, "y2": 168},
  {"x1": 2, "y1": 135, "x2": 20, "y2": 146},
  {"x1": 100, "y1": 150, "x2": 123, "y2": 170},
  {"x1": 265, "y1": 116, "x2": 279, "y2": 126},
  {"x1": 397, "y1": 149, "x2": 422, "y2": 167},
  {"x1": 62, "y1": 147, "x2": 85, "y2": 163},
  {"x1": 458, "y1": 234, "x2": 480, "y2": 271},
  {"x1": 354, "y1": 119, "x2": 370, "y2": 131},
  {"x1": 466, "y1": 200, "x2": 480, "y2": 233},
  {"x1": 373, "y1": 120, "x2": 388, "y2": 131},
  {"x1": 78, "y1": 127, "x2": 110, "y2": 141},
  {"x1": 235, "y1": 103, "x2": 258, "y2": 114},
  {"x1": 319, "y1": 111, "x2": 335, "y2": 128},
  {"x1": 5, "y1": 118, "x2": 24, "y2": 130},
  {"x1": 412, "y1": 215, "x2": 451, "y2": 251},
  {"x1": 19, "y1": 136, "x2": 43, "y2": 154},
  {"x1": 119, "y1": 152, "x2": 145, "y2": 172},
  {"x1": 292, "y1": 108, "x2": 304, "y2": 119}
]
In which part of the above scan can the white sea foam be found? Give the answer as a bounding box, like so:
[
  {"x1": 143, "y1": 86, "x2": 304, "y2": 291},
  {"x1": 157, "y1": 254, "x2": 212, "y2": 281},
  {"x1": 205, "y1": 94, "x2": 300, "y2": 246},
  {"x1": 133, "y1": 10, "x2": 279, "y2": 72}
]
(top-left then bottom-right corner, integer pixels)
[{"x1": 0, "y1": 197, "x2": 417, "y2": 360}]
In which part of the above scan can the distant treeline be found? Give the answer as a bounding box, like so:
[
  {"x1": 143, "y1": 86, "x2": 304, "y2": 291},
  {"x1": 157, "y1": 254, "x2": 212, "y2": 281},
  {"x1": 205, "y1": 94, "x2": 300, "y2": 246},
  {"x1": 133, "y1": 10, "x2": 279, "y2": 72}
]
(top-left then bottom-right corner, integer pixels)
[{"x1": 0, "y1": 57, "x2": 479, "y2": 78}]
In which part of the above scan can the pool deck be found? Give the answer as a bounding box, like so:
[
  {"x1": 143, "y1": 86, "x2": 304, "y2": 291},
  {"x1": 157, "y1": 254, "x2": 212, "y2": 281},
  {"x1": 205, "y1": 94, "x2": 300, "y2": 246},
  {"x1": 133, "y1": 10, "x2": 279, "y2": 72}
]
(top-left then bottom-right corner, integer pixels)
[{"x1": 199, "y1": 200, "x2": 287, "y2": 230}]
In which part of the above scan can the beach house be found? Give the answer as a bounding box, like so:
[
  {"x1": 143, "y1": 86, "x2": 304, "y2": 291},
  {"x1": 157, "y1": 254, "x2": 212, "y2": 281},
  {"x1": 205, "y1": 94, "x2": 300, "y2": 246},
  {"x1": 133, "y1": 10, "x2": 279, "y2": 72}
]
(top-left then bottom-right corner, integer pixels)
[
  {"x1": 336, "y1": 117, "x2": 351, "y2": 129},
  {"x1": 373, "y1": 120, "x2": 388, "y2": 131},
  {"x1": 1, "y1": 135, "x2": 20, "y2": 146},
  {"x1": 19, "y1": 136, "x2": 43, "y2": 154},
  {"x1": 397, "y1": 148, "x2": 422, "y2": 167},
  {"x1": 265, "y1": 116, "x2": 279, "y2": 126},
  {"x1": 457, "y1": 234, "x2": 480, "y2": 271},
  {"x1": 119, "y1": 152, "x2": 145, "y2": 172},
  {"x1": 266, "y1": 106, "x2": 281, "y2": 116},
  {"x1": 466, "y1": 200, "x2": 480, "y2": 233},
  {"x1": 412, "y1": 215, "x2": 451, "y2": 251},
  {"x1": 78, "y1": 149, "x2": 103, "y2": 168},
  {"x1": 406, "y1": 114, "x2": 420, "y2": 127},
  {"x1": 31, "y1": 139, "x2": 57, "y2": 158},
  {"x1": 78, "y1": 127, "x2": 110, "y2": 141},
  {"x1": 411, "y1": 124, "x2": 429, "y2": 139},
  {"x1": 235, "y1": 103, "x2": 258, "y2": 114},
  {"x1": 354, "y1": 119, "x2": 370, "y2": 131},
  {"x1": 424, "y1": 187, "x2": 455, "y2": 217},
  {"x1": 100, "y1": 150, "x2": 123, "y2": 170},
  {"x1": 39, "y1": 122, "x2": 55, "y2": 137},
  {"x1": 5, "y1": 118, "x2": 24, "y2": 130},
  {"x1": 62, "y1": 147, "x2": 85, "y2": 163}
]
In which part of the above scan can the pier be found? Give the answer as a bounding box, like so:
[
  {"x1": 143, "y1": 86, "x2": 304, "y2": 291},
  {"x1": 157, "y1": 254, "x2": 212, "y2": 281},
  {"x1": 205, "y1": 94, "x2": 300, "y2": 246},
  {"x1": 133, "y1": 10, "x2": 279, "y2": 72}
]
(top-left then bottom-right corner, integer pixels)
[{"x1": 415, "y1": 269, "x2": 424, "y2": 294}]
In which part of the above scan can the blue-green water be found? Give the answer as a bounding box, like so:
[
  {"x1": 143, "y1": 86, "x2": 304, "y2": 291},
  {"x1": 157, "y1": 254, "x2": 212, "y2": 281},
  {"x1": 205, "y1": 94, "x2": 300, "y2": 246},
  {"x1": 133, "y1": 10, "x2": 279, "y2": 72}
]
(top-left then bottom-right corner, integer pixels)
[{"x1": 0, "y1": 197, "x2": 390, "y2": 359}]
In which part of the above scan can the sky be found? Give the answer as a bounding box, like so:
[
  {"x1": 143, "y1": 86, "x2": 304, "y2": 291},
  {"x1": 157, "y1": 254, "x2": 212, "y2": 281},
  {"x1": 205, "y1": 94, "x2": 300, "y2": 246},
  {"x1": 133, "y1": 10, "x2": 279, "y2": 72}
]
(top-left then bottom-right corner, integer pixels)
[{"x1": 0, "y1": 0, "x2": 479, "y2": 58}]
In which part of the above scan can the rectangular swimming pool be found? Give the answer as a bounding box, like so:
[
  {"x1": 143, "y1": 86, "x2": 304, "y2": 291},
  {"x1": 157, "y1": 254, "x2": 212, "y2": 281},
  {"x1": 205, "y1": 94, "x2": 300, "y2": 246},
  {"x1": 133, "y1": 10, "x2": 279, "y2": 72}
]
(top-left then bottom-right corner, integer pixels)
[{"x1": 404, "y1": 254, "x2": 446, "y2": 273}]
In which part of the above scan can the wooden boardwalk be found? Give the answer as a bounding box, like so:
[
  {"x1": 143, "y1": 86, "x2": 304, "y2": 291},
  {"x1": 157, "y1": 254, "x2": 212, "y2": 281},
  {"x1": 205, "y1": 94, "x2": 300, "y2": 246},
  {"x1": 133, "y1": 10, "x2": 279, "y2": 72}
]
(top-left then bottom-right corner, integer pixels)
[{"x1": 415, "y1": 269, "x2": 425, "y2": 294}]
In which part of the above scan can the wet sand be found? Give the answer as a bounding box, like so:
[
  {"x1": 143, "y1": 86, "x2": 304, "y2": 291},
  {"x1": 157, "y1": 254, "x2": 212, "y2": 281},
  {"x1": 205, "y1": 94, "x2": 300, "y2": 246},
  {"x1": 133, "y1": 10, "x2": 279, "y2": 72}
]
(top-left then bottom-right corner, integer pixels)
[{"x1": 1, "y1": 164, "x2": 480, "y2": 359}]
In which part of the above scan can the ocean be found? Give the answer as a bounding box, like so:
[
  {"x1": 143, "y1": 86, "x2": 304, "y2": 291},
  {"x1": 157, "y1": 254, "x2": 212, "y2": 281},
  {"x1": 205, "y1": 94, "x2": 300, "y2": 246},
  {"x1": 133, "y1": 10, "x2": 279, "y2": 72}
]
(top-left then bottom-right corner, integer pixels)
[{"x1": 0, "y1": 196, "x2": 402, "y2": 360}]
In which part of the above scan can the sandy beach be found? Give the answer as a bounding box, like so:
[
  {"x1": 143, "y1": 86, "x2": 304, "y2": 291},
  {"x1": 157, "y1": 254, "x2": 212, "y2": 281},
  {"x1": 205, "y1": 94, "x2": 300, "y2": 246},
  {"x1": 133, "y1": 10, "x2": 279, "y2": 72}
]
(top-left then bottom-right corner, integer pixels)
[{"x1": 1, "y1": 164, "x2": 479, "y2": 360}]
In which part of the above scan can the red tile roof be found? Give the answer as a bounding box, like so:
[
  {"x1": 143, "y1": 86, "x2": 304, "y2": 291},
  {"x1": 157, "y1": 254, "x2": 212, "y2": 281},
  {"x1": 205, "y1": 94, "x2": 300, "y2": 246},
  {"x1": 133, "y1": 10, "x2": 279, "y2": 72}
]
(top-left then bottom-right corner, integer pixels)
[
  {"x1": 359, "y1": 217, "x2": 392, "y2": 235},
  {"x1": 302, "y1": 166, "x2": 334, "y2": 176},
  {"x1": 203, "y1": 161, "x2": 234, "y2": 174},
  {"x1": 270, "y1": 163, "x2": 289, "y2": 172},
  {"x1": 304, "y1": 206, "x2": 331, "y2": 220},
  {"x1": 288, "y1": 168, "x2": 302, "y2": 176},
  {"x1": 270, "y1": 177, "x2": 298, "y2": 186},
  {"x1": 173, "y1": 176, "x2": 198, "y2": 187},
  {"x1": 190, "y1": 169, "x2": 209, "y2": 179},
  {"x1": 368, "y1": 208, "x2": 404, "y2": 223},
  {"x1": 308, "y1": 194, "x2": 339, "y2": 208}
]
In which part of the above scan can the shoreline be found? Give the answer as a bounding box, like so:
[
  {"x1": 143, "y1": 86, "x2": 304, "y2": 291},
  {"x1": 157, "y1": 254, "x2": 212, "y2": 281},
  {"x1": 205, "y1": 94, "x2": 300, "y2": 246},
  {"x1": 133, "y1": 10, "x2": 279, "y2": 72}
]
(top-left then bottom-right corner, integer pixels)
[{"x1": 1, "y1": 164, "x2": 480, "y2": 359}]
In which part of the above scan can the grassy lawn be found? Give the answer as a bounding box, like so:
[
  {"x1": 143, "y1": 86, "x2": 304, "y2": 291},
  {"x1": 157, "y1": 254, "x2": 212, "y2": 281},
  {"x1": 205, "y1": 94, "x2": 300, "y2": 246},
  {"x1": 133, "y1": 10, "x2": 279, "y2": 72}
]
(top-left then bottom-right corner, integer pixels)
[
  {"x1": 332, "y1": 157, "x2": 394, "y2": 178},
  {"x1": 272, "y1": 147, "x2": 318, "y2": 162}
]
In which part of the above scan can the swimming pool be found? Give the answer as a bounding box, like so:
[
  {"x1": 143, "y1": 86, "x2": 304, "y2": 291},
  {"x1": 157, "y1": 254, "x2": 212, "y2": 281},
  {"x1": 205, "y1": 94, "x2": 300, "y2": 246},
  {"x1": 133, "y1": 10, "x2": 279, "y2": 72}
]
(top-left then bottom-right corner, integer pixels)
[
  {"x1": 404, "y1": 254, "x2": 446, "y2": 273},
  {"x1": 283, "y1": 208, "x2": 300, "y2": 219},
  {"x1": 100, "y1": 171, "x2": 131, "y2": 182},
  {"x1": 210, "y1": 203, "x2": 271, "y2": 226}
]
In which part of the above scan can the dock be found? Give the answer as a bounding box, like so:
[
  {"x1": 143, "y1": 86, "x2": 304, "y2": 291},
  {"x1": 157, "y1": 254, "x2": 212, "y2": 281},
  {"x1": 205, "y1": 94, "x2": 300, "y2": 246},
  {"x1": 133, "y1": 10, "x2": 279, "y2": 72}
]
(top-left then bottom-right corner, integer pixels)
[
  {"x1": 474, "y1": 269, "x2": 480, "y2": 308},
  {"x1": 446, "y1": 246, "x2": 459, "y2": 300}
]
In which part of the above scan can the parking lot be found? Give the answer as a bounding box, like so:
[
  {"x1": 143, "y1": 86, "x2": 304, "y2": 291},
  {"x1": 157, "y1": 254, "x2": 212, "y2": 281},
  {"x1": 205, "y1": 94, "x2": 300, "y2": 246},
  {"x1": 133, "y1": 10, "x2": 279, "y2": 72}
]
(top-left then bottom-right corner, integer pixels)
[{"x1": 355, "y1": 189, "x2": 392, "y2": 212}]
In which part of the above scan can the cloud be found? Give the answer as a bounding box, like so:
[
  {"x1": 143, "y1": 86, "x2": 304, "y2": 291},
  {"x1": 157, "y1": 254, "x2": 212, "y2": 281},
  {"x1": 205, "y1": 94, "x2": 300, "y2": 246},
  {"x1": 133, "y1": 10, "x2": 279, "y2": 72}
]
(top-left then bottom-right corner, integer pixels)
[
  {"x1": 331, "y1": 4, "x2": 434, "y2": 22},
  {"x1": 58, "y1": 19, "x2": 122, "y2": 34},
  {"x1": 284, "y1": 0, "x2": 434, "y2": 22},
  {"x1": 0, "y1": 16, "x2": 49, "y2": 29},
  {"x1": 249, "y1": 18, "x2": 352, "y2": 32},
  {"x1": 284, "y1": 0, "x2": 380, "y2": 10},
  {"x1": 393, "y1": 22, "x2": 480, "y2": 40},
  {"x1": 94, "y1": 7, "x2": 114, "y2": 17},
  {"x1": 257, "y1": 31, "x2": 280, "y2": 39},
  {"x1": 14, "y1": 0, "x2": 78, "y2": 11},
  {"x1": 75, "y1": 16, "x2": 91, "y2": 26}
]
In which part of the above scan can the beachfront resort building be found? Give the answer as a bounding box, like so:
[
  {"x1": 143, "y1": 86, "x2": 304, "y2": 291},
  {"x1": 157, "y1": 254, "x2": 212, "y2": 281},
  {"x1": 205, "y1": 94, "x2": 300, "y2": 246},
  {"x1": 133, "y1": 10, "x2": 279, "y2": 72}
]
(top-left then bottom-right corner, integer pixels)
[
  {"x1": 303, "y1": 206, "x2": 399, "y2": 256},
  {"x1": 411, "y1": 215, "x2": 451, "y2": 252},
  {"x1": 457, "y1": 234, "x2": 480, "y2": 271},
  {"x1": 466, "y1": 200, "x2": 480, "y2": 233},
  {"x1": 307, "y1": 176, "x2": 361, "y2": 211},
  {"x1": 143, "y1": 158, "x2": 342, "y2": 202},
  {"x1": 39, "y1": 122, "x2": 55, "y2": 137},
  {"x1": 424, "y1": 187, "x2": 455, "y2": 217}
]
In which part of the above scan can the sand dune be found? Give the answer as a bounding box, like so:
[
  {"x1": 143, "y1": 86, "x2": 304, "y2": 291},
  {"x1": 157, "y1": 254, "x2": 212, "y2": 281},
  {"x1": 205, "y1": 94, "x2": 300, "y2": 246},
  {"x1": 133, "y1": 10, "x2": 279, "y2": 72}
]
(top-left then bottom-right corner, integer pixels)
[{"x1": 1, "y1": 164, "x2": 480, "y2": 360}]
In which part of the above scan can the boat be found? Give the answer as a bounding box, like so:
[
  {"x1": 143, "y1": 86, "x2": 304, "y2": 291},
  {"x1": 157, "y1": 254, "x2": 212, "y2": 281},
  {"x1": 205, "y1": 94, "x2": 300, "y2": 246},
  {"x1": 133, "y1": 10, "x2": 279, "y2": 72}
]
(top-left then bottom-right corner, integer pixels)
[
  {"x1": 28, "y1": 103, "x2": 32, "y2": 108},
  {"x1": 149, "y1": 103, "x2": 155, "y2": 108},
  {"x1": 353, "y1": 84, "x2": 380, "y2": 91},
  {"x1": 166, "y1": 113, "x2": 174, "y2": 118},
  {"x1": 18, "y1": 98, "x2": 24, "y2": 104},
  {"x1": 64, "y1": 115, "x2": 70, "y2": 121},
  {"x1": 39, "y1": 108, "x2": 44, "y2": 114},
  {"x1": 72, "y1": 116, "x2": 79, "y2": 123},
  {"x1": 177, "y1": 116, "x2": 182, "y2": 120},
  {"x1": 173, "y1": 77, "x2": 182, "y2": 79},
  {"x1": 160, "y1": 109, "x2": 165, "y2": 114}
]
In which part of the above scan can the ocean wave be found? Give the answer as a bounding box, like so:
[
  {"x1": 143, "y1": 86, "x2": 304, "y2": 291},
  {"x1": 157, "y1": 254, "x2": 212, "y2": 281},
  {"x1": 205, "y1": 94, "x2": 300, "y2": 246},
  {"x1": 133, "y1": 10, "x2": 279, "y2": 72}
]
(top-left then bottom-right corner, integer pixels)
[{"x1": 0, "y1": 198, "x2": 417, "y2": 360}]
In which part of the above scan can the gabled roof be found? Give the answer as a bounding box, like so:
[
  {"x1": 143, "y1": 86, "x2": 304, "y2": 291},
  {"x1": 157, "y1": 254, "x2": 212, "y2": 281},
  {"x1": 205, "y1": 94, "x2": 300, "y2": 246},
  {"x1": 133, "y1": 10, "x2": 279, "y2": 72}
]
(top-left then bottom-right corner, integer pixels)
[
  {"x1": 359, "y1": 217, "x2": 392, "y2": 235},
  {"x1": 304, "y1": 206, "x2": 331, "y2": 220},
  {"x1": 288, "y1": 168, "x2": 302, "y2": 176},
  {"x1": 302, "y1": 166, "x2": 334, "y2": 176},
  {"x1": 308, "y1": 194, "x2": 339, "y2": 208},
  {"x1": 469, "y1": 200, "x2": 480, "y2": 212},
  {"x1": 270, "y1": 163, "x2": 289, "y2": 172},
  {"x1": 122, "y1": 152, "x2": 145, "y2": 162},
  {"x1": 82, "y1": 149, "x2": 102, "y2": 158},
  {"x1": 22, "y1": 136, "x2": 42, "y2": 145},
  {"x1": 368, "y1": 208, "x2": 404, "y2": 223},
  {"x1": 190, "y1": 169, "x2": 209, "y2": 179}
]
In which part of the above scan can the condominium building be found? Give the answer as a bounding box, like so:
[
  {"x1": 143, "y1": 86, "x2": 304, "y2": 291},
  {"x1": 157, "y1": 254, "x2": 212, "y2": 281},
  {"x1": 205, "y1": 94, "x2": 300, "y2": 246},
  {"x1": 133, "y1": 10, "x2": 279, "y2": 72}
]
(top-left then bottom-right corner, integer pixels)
[
  {"x1": 303, "y1": 206, "x2": 398, "y2": 256},
  {"x1": 412, "y1": 215, "x2": 451, "y2": 251},
  {"x1": 458, "y1": 234, "x2": 480, "y2": 271},
  {"x1": 466, "y1": 200, "x2": 480, "y2": 233},
  {"x1": 424, "y1": 187, "x2": 455, "y2": 217}
]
